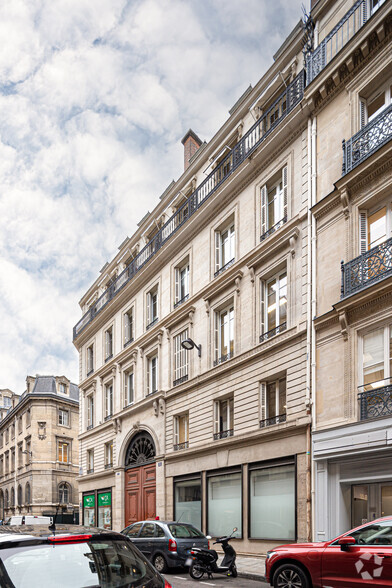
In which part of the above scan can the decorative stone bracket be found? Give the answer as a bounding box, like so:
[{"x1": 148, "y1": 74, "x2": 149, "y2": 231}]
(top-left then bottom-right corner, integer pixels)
[{"x1": 38, "y1": 421, "x2": 46, "y2": 440}]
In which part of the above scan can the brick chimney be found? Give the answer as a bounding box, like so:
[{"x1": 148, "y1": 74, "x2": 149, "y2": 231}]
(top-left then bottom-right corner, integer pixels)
[{"x1": 181, "y1": 129, "x2": 202, "y2": 171}]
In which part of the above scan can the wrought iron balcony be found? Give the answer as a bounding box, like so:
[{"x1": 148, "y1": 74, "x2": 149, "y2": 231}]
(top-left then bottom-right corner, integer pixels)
[
  {"x1": 213, "y1": 429, "x2": 233, "y2": 440},
  {"x1": 214, "y1": 352, "x2": 234, "y2": 367},
  {"x1": 146, "y1": 317, "x2": 158, "y2": 330},
  {"x1": 260, "y1": 413, "x2": 287, "y2": 428},
  {"x1": 174, "y1": 294, "x2": 189, "y2": 309},
  {"x1": 174, "y1": 441, "x2": 189, "y2": 451},
  {"x1": 124, "y1": 337, "x2": 134, "y2": 348},
  {"x1": 104, "y1": 463, "x2": 113, "y2": 470},
  {"x1": 260, "y1": 216, "x2": 287, "y2": 242},
  {"x1": 306, "y1": 0, "x2": 373, "y2": 85},
  {"x1": 341, "y1": 237, "x2": 392, "y2": 298},
  {"x1": 73, "y1": 71, "x2": 305, "y2": 340},
  {"x1": 104, "y1": 414, "x2": 112, "y2": 422},
  {"x1": 87, "y1": 424, "x2": 93, "y2": 431},
  {"x1": 358, "y1": 382, "x2": 392, "y2": 421},
  {"x1": 214, "y1": 258, "x2": 235, "y2": 278},
  {"x1": 259, "y1": 322, "x2": 287, "y2": 343},
  {"x1": 173, "y1": 375, "x2": 188, "y2": 387},
  {"x1": 87, "y1": 369, "x2": 94, "y2": 377},
  {"x1": 87, "y1": 468, "x2": 94, "y2": 475},
  {"x1": 342, "y1": 103, "x2": 392, "y2": 175}
]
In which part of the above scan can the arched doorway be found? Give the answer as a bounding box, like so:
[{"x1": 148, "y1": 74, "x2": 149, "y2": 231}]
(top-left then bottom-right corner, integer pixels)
[{"x1": 124, "y1": 431, "x2": 156, "y2": 526}]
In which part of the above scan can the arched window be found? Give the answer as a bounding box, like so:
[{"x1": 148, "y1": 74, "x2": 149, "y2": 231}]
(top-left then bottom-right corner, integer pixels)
[
  {"x1": 17, "y1": 485, "x2": 22, "y2": 507},
  {"x1": 125, "y1": 431, "x2": 156, "y2": 468},
  {"x1": 25, "y1": 483, "x2": 31, "y2": 505},
  {"x1": 5, "y1": 490, "x2": 9, "y2": 508},
  {"x1": 58, "y1": 482, "x2": 71, "y2": 504},
  {"x1": 11, "y1": 487, "x2": 15, "y2": 507}
]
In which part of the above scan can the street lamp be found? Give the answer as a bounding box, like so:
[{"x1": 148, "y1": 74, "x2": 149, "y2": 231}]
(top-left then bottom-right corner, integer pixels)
[{"x1": 181, "y1": 338, "x2": 201, "y2": 357}]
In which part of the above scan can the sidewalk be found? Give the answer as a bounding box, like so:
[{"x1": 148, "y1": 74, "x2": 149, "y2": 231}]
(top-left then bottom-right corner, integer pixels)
[{"x1": 235, "y1": 554, "x2": 266, "y2": 581}]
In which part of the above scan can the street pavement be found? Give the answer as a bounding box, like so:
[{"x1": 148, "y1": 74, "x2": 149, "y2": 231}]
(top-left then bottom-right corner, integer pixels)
[{"x1": 164, "y1": 571, "x2": 269, "y2": 588}]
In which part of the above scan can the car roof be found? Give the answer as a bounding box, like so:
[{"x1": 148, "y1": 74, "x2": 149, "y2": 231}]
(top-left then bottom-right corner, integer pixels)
[
  {"x1": 0, "y1": 525, "x2": 124, "y2": 544},
  {"x1": 131, "y1": 520, "x2": 194, "y2": 525}
]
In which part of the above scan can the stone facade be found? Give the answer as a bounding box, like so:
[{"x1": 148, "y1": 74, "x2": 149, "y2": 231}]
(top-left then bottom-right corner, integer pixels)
[{"x1": 0, "y1": 375, "x2": 79, "y2": 522}]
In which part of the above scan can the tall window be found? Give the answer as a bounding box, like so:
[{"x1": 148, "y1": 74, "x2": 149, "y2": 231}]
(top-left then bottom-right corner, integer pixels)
[
  {"x1": 105, "y1": 441, "x2": 113, "y2": 468},
  {"x1": 58, "y1": 441, "x2": 69, "y2": 463},
  {"x1": 17, "y1": 485, "x2": 22, "y2": 507},
  {"x1": 11, "y1": 449, "x2": 15, "y2": 472},
  {"x1": 360, "y1": 80, "x2": 392, "y2": 128},
  {"x1": 174, "y1": 414, "x2": 189, "y2": 450},
  {"x1": 361, "y1": 326, "x2": 392, "y2": 391},
  {"x1": 359, "y1": 203, "x2": 391, "y2": 254},
  {"x1": 124, "y1": 369, "x2": 134, "y2": 406},
  {"x1": 124, "y1": 308, "x2": 134, "y2": 346},
  {"x1": 260, "y1": 167, "x2": 288, "y2": 239},
  {"x1": 59, "y1": 482, "x2": 70, "y2": 504},
  {"x1": 208, "y1": 471, "x2": 242, "y2": 537},
  {"x1": 87, "y1": 450, "x2": 94, "y2": 474},
  {"x1": 26, "y1": 409, "x2": 31, "y2": 427},
  {"x1": 260, "y1": 379, "x2": 287, "y2": 426},
  {"x1": 175, "y1": 261, "x2": 190, "y2": 306},
  {"x1": 104, "y1": 383, "x2": 113, "y2": 419},
  {"x1": 58, "y1": 409, "x2": 69, "y2": 426},
  {"x1": 11, "y1": 488, "x2": 15, "y2": 507},
  {"x1": 18, "y1": 416, "x2": 22, "y2": 434},
  {"x1": 214, "y1": 304, "x2": 234, "y2": 365},
  {"x1": 174, "y1": 478, "x2": 201, "y2": 529},
  {"x1": 87, "y1": 395, "x2": 94, "y2": 429},
  {"x1": 174, "y1": 330, "x2": 189, "y2": 386},
  {"x1": 25, "y1": 439, "x2": 31, "y2": 464},
  {"x1": 87, "y1": 344, "x2": 94, "y2": 376},
  {"x1": 261, "y1": 271, "x2": 287, "y2": 339},
  {"x1": 147, "y1": 355, "x2": 158, "y2": 395},
  {"x1": 25, "y1": 483, "x2": 30, "y2": 505},
  {"x1": 215, "y1": 222, "x2": 235, "y2": 276},
  {"x1": 105, "y1": 327, "x2": 113, "y2": 361},
  {"x1": 146, "y1": 286, "x2": 158, "y2": 328},
  {"x1": 58, "y1": 382, "x2": 67, "y2": 395},
  {"x1": 214, "y1": 397, "x2": 234, "y2": 439}
]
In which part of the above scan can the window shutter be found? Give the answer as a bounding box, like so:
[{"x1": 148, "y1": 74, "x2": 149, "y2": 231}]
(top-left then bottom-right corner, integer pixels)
[
  {"x1": 282, "y1": 166, "x2": 288, "y2": 220},
  {"x1": 230, "y1": 225, "x2": 235, "y2": 260},
  {"x1": 359, "y1": 99, "x2": 366, "y2": 129},
  {"x1": 124, "y1": 373, "x2": 128, "y2": 405},
  {"x1": 260, "y1": 382, "x2": 266, "y2": 422},
  {"x1": 261, "y1": 184, "x2": 267, "y2": 235},
  {"x1": 146, "y1": 293, "x2": 151, "y2": 325},
  {"x1": 214, "y1": 311, "x2": 219, "y2": 362},
  {"x1": 124, "y1": 313, "x2": 129, "y2": 344},
  {"x1": 260, "y1": 280, "x2": 265, "y2": 336},
  {"x1": 359, "y1": 211, "x2": 368, "y2": 254},
  {"x1": 214, "y1": 401, "x2": 219, "y2": 434},
  {"x1": 215, "y1": 231, "x2": 221, "y2": 272},
  {"x1": 175, "y1": 268, "x2": 179, "y2": 303},
  {"x1": 174, "y1": 417, "x2": 179, "y2": 446}
]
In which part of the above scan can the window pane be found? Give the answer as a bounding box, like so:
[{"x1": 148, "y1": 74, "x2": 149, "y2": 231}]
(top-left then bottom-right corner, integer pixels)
[
  {"x1": 267, "y1": 383, "x2": 277, "y2": 418},
  {"x1": 363, "y1": 329, "x2": 385, "y2": 387},
  {"x1": 174, "y1": 480, "x2": 201, "y2": 530},
  {"x1": 368, "y1": 207, "x2": 387, "y2": 249},
  {"x1": 267, "y1": 279, "x2": 277, "y2": 331},
  {"x1": 368, "y1": 92, "x2": 385, "y2": 121},
  {"x1": 208, "y1": 472, "x2": 242, "y2": 537},
  {"x1": 279, "y1": 273, "x2": 287, "y2": 324},
  {"x1": 250, "y1": 464, "x2": 295, "y2": 539}
]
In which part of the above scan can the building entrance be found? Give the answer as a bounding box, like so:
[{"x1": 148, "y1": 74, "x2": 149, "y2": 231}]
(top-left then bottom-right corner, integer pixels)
[
  {"x1": 352, "y1": 483, "x2": 392, "y2": 527},
  {"x1": 124, "y1": 432, "x2": 156, "y2": 527}
]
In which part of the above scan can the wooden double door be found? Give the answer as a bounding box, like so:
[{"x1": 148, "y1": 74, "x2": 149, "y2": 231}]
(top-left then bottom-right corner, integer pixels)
[{"x1": 124, "y1": 462, "x2": 156, "y2": 526}]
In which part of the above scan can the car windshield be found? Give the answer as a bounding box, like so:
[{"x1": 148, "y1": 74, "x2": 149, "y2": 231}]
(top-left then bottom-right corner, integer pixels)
[
  {"x1": 168, "y1": 524, "x2": 204, "y2": 538},
  {"x1": 0, "y1": 538, "x2": 163, "y2": 587}
]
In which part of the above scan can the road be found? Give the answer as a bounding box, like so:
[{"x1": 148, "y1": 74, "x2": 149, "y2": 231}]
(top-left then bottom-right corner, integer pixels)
[{"x1": 163, "y1": 571, "x2": 269, "y2": 588}]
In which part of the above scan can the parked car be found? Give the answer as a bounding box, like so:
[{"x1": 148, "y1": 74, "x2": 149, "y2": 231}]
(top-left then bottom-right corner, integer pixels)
[
  {"x1": 121, "y1": 520, "x2": 209, "y2": 573},
  {"x1": 4, "y1": 514, "x2": 53, "y2": 525},
  {"x1": 0, "y1": 524, "x2": 173, "y2": 587},
  {"x1": 265, "y1": 515, "x2": 392, "y2": 587}
]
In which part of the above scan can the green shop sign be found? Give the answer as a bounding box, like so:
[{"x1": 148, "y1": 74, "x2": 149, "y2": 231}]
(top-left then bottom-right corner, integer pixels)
[
  {"x1": 84, "y1": 495, "x2": 95, "y2": 508},
  {"x1": 98, "y1": 492, "x2": 111, "y2": 507}
]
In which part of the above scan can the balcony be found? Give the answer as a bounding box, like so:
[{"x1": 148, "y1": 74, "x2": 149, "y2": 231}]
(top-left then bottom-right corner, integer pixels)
[
  {"x1": 174, "y1": 441, "x2": 189, "y2": 451},
  {"x1": 259, "y1": 322, "x2": 287, "y2": 343},
  {"x1": 213, "y1": 429, "x2": 233, "y2": 440},
  {"x1": 260, "y1": 216, "x2": 287, "y2": 242},
  {"x1": 174, "y1": 294, "x2": 189, "y2": 309},
  {"x1": 173, "y1": 375, "x2": 188, "y2": 387},
  {"x1": 73, "y1": 71, "x2": 305, "y2": 340},
  {"x1": 213, "y1": 352, "x2": 234, "y2": 367},
  {"x1": 260, "y1": 413, "x2": 287, "y2": 428},
  {"x1": 358, "y1": 382, "x2": 392, "y2": 421},
  {"x1": 146, "y1": 317, "x2": 158, "y2": 330},
  {"x1": 341, "y1": 237, "x2": 392, "y2": 298},
  {"x1": 342, "y1": 103, "x2": 392, "y2": 175},
  {"x1": 214, "y1": 258, "x2": 235, "y2": 278}
]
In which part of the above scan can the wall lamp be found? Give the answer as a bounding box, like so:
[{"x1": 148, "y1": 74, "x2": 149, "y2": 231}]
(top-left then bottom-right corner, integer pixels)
[{"x1": 181, "y1": 338, "x2": 201, "y2": 357}]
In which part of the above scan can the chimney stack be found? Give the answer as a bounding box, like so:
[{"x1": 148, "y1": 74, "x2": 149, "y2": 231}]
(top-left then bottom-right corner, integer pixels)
[{"x1": 181, "y1": 129, "x2": 202, "y2": 171}]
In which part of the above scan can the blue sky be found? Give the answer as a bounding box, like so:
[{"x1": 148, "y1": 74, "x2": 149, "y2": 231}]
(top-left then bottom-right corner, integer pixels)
[{"x1": 0, "y1": 0, "x2": 305, "y2": 393}]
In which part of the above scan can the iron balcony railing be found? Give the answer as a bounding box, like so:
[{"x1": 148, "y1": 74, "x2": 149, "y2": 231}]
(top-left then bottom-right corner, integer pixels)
[
  {"x1": 214, "y1": 258, "x2": 235, "y2": 278},
  {"x1": 260, "y1": 413, "x2": 287, "y2": 428},
  {"x1": 174, "y1": 294, "x2": 189, "y2": 309},
  {"x1": 104, "y1": 463, "x2": 113, "y2": 470},
  {"x1": 174, "y1": 441, "x2": 189, "y2": 451},
  {"x1": 306, "y1": 0, "x2": 372, "y2": 84},
  {"x1": 259, "y1": 322, "x2": 287, "y2": 343},
  {"x1": 358, "y1": 381, "x2": 392, "y2": 421},
  {"x1": 146, "y1": 317, "x2": 158, "y2": 330},
  {"x1": 173, "y1": 375, "x2": 188, "y2": 387},
  {"x1": 73, "y1": 71, "x2": 305, "y2": 340},
  {"x1": 213, "y1": 429, "x2": 233, "y2": 440},
  {"x1": 214, "y1": 352, "x2": 234, "y2": 367},
  {"x1": 342, "y1": 103, "x2": 392, "y2": 175},
  {"x1": 260, "y1": 216, "x2": 287, "y2": 242},
  {"x1": 341, "y1": 237, "x2": 392, "y2": 298}
]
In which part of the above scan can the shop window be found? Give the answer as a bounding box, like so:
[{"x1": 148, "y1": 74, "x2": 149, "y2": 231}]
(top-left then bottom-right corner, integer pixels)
[
  {"x1": 104, "y1": 383, "x2": 113, "y2": 420},
  {"x1": 260, "y1": 378, "x2": 287, "y2": 427},
  {"x1": 207, "y1": 471, "x2": 242, "y2": 537},
  {"x1": 147, "y1": 354, "x2": 158, "y2": 396},
  {"x1": 104, "y1": 326, "x2": 113, "y2": 361},
  {"x1": 146, "y1": 286, "x2": 159, "y2": 329},
  {"x1": 260, "y1": 270, "x2": 287, "y2": 341},
  {"x1": 214, "y1": 220, "x2": 235, "y2": 277},
  {"x1": 87, "y1": 344, "x2": 94, "y2": 376},
  {"x1": 175, "y1": 259, "x2": 190, "y2": 307},
  {"x1": 260, "y1": 166, "x2": 288, "y2": 240},
  {"x1": 214, "y1": 303, "x2": 234, "y2": 366},
  {"x1": 174, "y1": 478, "x2": 201, "y2": 529},
  {"x1": 249, "y1": 461, "x2": 295, "y2": 540},
  {"x1": 83, "y1": 494, "x2": 96, "y2": 526},
  {"x1": 213, "y1": 397, "x2": 234, "y2": 440},
  {"x1": 124, "y1": 307, "x2": 134, "y2": 347},
  {"x1": 174, "y1": 414, "x2": 189, "y2": 450},
  {"x1": 173, "y1": 330, "x2": 189, "y2": 386},
  {"x1": 124, "y1": 369, "x2": 134, "y2": 406},
  {"x1": 98, "y1": 491, "x2": 112, "y2": 529}
]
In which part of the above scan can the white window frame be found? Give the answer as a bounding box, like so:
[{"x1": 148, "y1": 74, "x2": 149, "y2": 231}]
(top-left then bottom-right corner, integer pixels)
[
  {"x1": 124, "y1": 307, "x2": 134, "y2": 346},
  {"x1": 174, "y1": 413, "x2": 189, "y2": 448},
  {"x1": 260, "y1": 378, "x2": 287, "y2": 424},
  {"x1": 124, "y1": 369, "x2": 134, "y2": 406},
  {"x1": 213, "y1": 397, "x2": 234, "y2": 437},
  {"x1": 87, "y1": 394, "x2": 94, "y2": 428},
  {"x1": 174, "y1": 329, "x2": 189, "y2": 384},
  {"x1": 87, "y1": 449, "x2": 94, "y2": 473},
  {"x1": 147, "y1": 355, "x2": 158, "y2": 395},
  {"x1": 58, "y1": 409, "x2": 69, "y2": 427},
  {"x1": 146, "y1": 286, "x2": 159, "y2": 328},
  {"x1": 104, "y1": 383, "x2": 113, "y2": 419},
  {"x1": 104, "y1": 326, "x2": 113, "y2": 360},
  {"x1": 175, "y1": 261, "x2": 190, "y2": 305},
  {"x1": 359, "y1": 324, "x2": 391, "y2": 390},
  {"x1": 260, "y1": 166, "x2": 288, "y2": 238},
  {"x1": 58, "y1": 441, "x2": 69, "y2": 463},
  {"x1": 58, "y1": 382, "x2": 67, "y2": 395},
  {"x1": 214, "y1": 303, "x2": 234, "y2": 364},
  {"x1": 360, "y1": 78, "x2": 392, "y2": 128},
  {"x1": 261, "y1": 270, "x2": 287, "y2": 337},
  {"x1": 87, "y1": 344, "x2": 94, "y2": 375},
  {"x1": 215, "y1": 222, "x2": 235, "y2": 274},
  {"x1": 105, "y1": 441, "x2": 113, "y2": 467},
  {"x1": 358, "y1": 202, "x2": 392, "y2": 254}
]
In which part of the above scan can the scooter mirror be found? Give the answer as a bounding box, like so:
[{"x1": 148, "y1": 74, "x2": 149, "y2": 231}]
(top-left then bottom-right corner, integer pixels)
[
  {"x1": 233, "y1": 527, "x2": 238, "y2": 532},
  {"x1": 206, "y1": 536, "x2": 212, "y2": 539}
]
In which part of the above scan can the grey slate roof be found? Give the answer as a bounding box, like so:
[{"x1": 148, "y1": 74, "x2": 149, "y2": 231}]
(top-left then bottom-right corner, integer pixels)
[{"x1": 31, "y1": 376, "x2": 79, "y2": 402}]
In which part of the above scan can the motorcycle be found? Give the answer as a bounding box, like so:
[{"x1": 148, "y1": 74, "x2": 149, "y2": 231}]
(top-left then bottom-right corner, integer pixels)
[{"x1": 185, "y1": 527, "x2": 238, "y2": 580}]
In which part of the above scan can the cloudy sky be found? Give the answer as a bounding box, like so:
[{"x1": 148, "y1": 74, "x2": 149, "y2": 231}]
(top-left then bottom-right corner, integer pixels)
[{"x1": 0, "y1": 0, "x2": 305, "y2": 394}]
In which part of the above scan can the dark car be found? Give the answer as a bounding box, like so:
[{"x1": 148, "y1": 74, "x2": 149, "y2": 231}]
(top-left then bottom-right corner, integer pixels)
[
  {"x1": 121, "y1": 520, "x2": 209, "y2": 573},
  {"x1": 0, "y1": 524, "x2": 173, "y2": 587},
  {"x1": 265, "y1": 515, "x2": 392, "y2": 587}
]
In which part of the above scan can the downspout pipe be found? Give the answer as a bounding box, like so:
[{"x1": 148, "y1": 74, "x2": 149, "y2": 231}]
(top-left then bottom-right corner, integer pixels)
[
  {"x1": 306, "y1": 117, "x2": 312, "y2": 542},
  {"x1": 311, "y1": 116, "x2": 317, "y2": 541}
]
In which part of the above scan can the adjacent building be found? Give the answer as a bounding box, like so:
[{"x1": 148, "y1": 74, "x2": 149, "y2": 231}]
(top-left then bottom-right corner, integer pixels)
[{"x1": 0, "y1": 375, "x2": 80, "y2": 523}]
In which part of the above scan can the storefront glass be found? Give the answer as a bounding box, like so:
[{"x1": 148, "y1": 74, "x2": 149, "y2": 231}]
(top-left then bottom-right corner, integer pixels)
[
  {"x1": 83, "y1": 494, "x2": 95, "y2": 526},
  {"x1": 98, "y1": 492, "x2": 112, "y2": 529},
  {"x1": 250, "y1": 463, "x2": 295, "y2": 540},
  {"x1": 208, "y1": 472, "x2": 242, "y2": 537},
  {"x1": 174, "y1": 479, "x2": 201, "y2": 530}
]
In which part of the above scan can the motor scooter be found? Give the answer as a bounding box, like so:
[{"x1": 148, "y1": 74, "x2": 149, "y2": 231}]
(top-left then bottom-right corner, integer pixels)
[{"x1": 186, "y1": 527, "x2": 238, "y2": 580}]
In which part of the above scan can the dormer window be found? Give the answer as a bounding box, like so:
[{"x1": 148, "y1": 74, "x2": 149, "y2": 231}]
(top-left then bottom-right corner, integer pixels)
[{"x1": 58, "y1": 383, "x2": 67, "y2": 395}]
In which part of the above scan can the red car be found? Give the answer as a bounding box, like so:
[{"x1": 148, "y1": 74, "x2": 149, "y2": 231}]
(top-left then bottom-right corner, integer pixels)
[{"x1": 265, "y1": 516, "x2": 392, "y2": 587}]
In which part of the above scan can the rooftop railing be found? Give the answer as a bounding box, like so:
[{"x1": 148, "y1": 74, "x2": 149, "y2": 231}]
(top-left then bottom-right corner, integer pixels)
[
  {"x1": 73, "y1": 70, "x2": 305, "y2": 340},
  {"x1": 341, "y1": 237, "x2": 392, "y2": 298}
]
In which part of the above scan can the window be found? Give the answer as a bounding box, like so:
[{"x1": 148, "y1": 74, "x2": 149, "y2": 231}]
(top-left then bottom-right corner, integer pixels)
[
  {"x1": 215, "y1": 221, "x2": 235, "y2": 276},
  {"x1": 214, "y1": 397, "x2": 234, "y2": 439},
  {"x1": 87, "y1": 449, "x2": 94, "y2": 474},
  {"x1": 147, "y1": 355, "x2": 158, "y2": 395},
  {"x1": 105, "y1": 441, "x2": 113, "y2": 469},
  {"x1": 360, "y1": 79, "x2": 392, "y2": 127},
  {"x1": 26, "y1": 409, "x2": 31, "y2": 427},
  {"x1": 105, "y1": 326, "x2": 113, "y2": 361},
  {"x1": 87, "y1": 344, "x2": 94, "y2": 376},
  {"x1": 25, "y1": 439, "x2": 31, "y2": 464},
  {"x1": 18, "y1": 416, "x2": 22, "y2": 434},
  {"x1": 25, "y1": 483, "x2": 31, "y2": 505},
  {"x1": 174, "y1": 330, "x2": 189, "y2": 386},
  {"x1": 371, "y1": 0, "x2": 386, "y2": 14},
  {"x1": 58, "y1": 382, "x2": 67, "y2": 395},
  {"x1": 18, "y1": 444, "x2": 23, "y2": 468},
  {"x1": 58, "y1": 441, "x2": 69, "y2": 463},
  {"x1": 174, "y1": 414, "x2": 189, "y2": 450},
  {"x1": 146, "y1": 286, "x2": 158, "y2": 328},
  {"x1": 17, "y1": 485, "x2": 22, "y2": 507},
  {"x1": 207, "y1": 471, "x2": 242, "y2": 537},
  {"x1": 87, "y1": 394, "x2": 94, "y2": 429},
  {"x1": 175, "y1": 260, "x2": 190, "y2": 307},
  {"x1": 0, "y1": 433, "x2": 3, "y2": 448},
  {"x1": 59, "y1": 482, "x2": 70, "y2": 504},
  {"x1": 104, "y1": 383, "x2": 113, "y2": 420},
  {"x1": 260, "y1": 271, "x2": 287, "y2": 340},
  {"x1": 5, "y1": 428, "x2": 9, "y2": 444},
  {"x1": 249, "y1": 462, "x2": 295, "y2": 540},
  {"x1": 11, "y1": 487, "x2": 15, "y2": 507},
  {"x1": 260, "y1": 379, "x2": 287, "y2": 427},
  {"x1": 214, "y1": 304, "x2": 234, "y2": 365},
  {"x1": 359, "y1": 202, "x2": 392, "y2": 255},
  {"x1": 124, "y1": 308, "x2": 134, "y2": 346},
  {"x1": 361, "y1": 326, "x2": 392, "y2": 391},
  {"x1": 260, "y1": 166, "x2": 288, "y2": 240},
  {"x1": 140, "y1": 523, "x2": 155, "y2": 538},
  {"x1": 11, "y1": 449, "x2": 15, "y2": 472},
  {"x1": 124, "y1": 369, "x2": 134, "y2": 406},
  {"x1": 11, "y1": 424, "x2": 15, "y2": 439},
  {"x1": 0, "y1": 457, "x2": 2, "y2": 476},
  {"x1": 5, "y1": 452, "x2": 9, "y2": 474},
  {"x1": 59, "y1": 409, "x2": 69, "y2": 427},
  {"x1": 4, "y1": 397, "x2": 11, "y2": 408}
]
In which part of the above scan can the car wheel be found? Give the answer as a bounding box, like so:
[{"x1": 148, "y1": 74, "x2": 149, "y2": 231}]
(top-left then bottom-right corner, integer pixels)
[
  {"x1": 153, "y1": 553, "x2": 168, "y2": 574},
  {"x1": 189, "y1": 562, "x2": 205, "y2": 580},
  {"x1": 273, "y1": 563, "x2": 309, "y2": 588}
]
